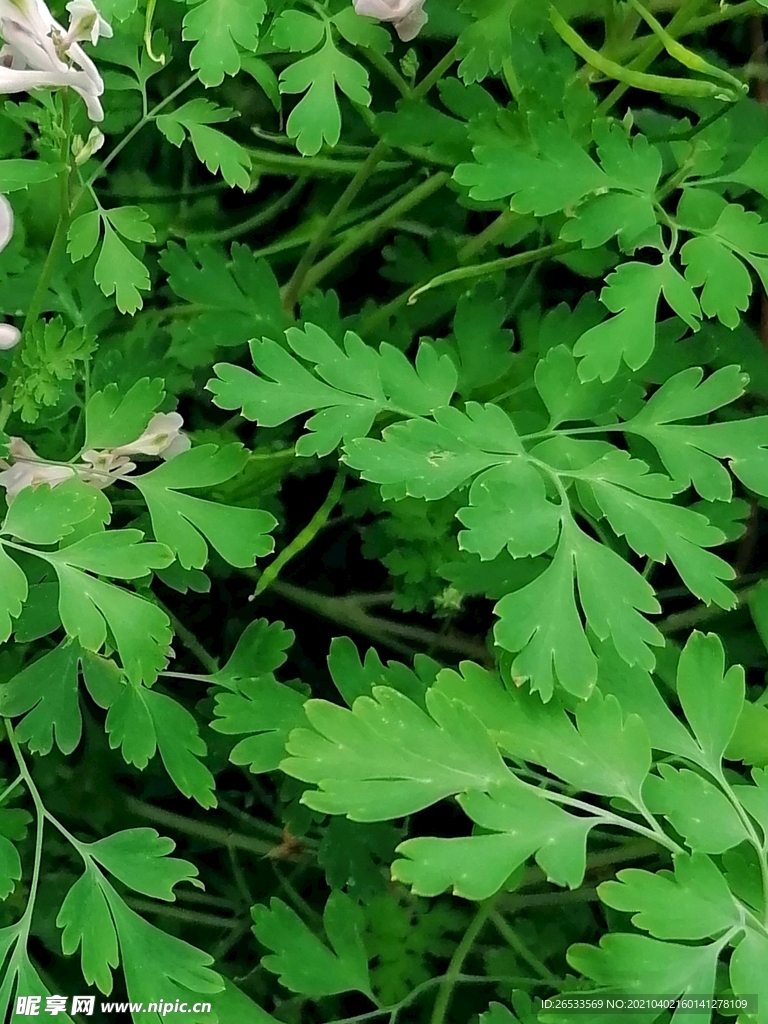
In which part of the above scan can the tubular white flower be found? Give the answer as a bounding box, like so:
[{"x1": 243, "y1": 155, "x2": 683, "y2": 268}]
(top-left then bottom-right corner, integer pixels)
[
  {"x1": 353, "y1": 0, "x2": 427, "y2": 41},
  {"x1": 112, "y1": 412, "x2": 192, "y2": 460},
  {"x1": 0, "y1": 437, "x2": 76, "y2": 501},
  {"x1": 0, "y1": 0, "x2": 110, "y2": 121},
  {"x1": 64, "y1": 0, "x2": 111, "y2": 46},
  {"x1": 0, "y1": 194, "x2": 19, "y2": 349}
]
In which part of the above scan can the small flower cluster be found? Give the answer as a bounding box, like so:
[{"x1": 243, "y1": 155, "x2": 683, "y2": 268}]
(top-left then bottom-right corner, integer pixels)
[
  {"x1": 0, "y1": 0, "x2": 111, "y2": 121},
  {"x1": 353, "y1": 0, "x2": 427, "y2": 41},
  {"x1": 0, "y1": 412, "x2": 190, "y2": 501}
]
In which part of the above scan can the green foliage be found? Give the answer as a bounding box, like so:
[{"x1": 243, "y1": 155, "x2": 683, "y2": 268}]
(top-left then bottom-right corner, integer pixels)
[{"x1": 4, "y1": 3, "x2": 768, "y2": 1024}]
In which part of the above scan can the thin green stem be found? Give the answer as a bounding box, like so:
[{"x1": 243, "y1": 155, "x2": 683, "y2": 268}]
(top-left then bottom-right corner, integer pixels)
[
  {"x1": 457, "y1": 209, "x2": 520, "y2": 264},
  {"x1": 301, "y1": 172, "x2": 450, "y2": 295},
  {"x1": 253, "y1": 471, "x2": 346, "y2": 598},
  {"x1": 85, "y1": 73, "x2": 199, "y2": 190},
  {"x1": 362, "y1": 47, "x2": 413, "y2": 97},
  {"x1": 491, "y1": 912, "x2": 561, "y2": 987},
  {"x1": 124, "y1": 797, "x2": 278, "y2": 858},
  {"x1": 183, "y1": 179, "x2": 307, "y2": 245},
  {"x1": 429, "y1": 897, "x2": 497, "y2": 1024},
  {"x1": 6, "y1": 724, "x2": 46, "y2": 936},
  {"x1": 283, "y1": 45, "x2": 459, "y2": 309},
  {"x1": 282, "y1": 139, "x2": 391, "y2": 308},
  {"x1": 326, "y1": 975, "x2": 546, "y2": 1024},
  {"x1": 158, "y1": 602, "x2": 219, "y2": 673},
  {"x1": 249, "y1": 145, "x2": 409, "y2": 178},
  {"x1": 408, "y1": 241, "x2": 575, "y2": 304},
  {"x1": 0, "y1": 774, "x2": 22, "y2": 806}
]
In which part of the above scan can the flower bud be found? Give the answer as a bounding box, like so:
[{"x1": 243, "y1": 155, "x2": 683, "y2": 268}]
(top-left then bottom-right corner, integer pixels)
[{"x1": 353, "y1": 0, "x2": 427, "y2": 41}]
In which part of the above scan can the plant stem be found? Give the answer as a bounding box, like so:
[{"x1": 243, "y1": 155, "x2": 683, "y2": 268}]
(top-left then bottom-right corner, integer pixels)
[
  {"x1": 598, "y1": 0, "x2": 712, "y2": 112},
  {"x1": 250, "y1": 145, "x2": 410, "y2": 178},
  {"x1": 362, "y1": 47, "x2": 413, "y2": 97},
  {"x1": 457, "y1": 209, "x2": 520, "y2": 263},
  {"x1": 85, "y1": 73, "x2": 199, "y2": 189},
  {"x1": 160, "y1": 603, "x2": 219, "y2": 673},
  {"x1": 123, "y1": 797, "x2": 278, "y2": 858},
  {"x1": 491, "y1": 912, "x2": 562, "y2": 987},
  {"x1": 282, "y1": 45, "x2": 459, "y2": 309},
  {"x1": 184, "y1": 179, "x2": 307, "y2": 245},
  {"x1": 267, "y1": 578, "x2": 490, "y2": 660},
  {"x1": 429, "y1": 898, "x2": 496, "y2": 1024},
  {"x1": 301, "y1": 172, "x2": 450, "y2": 294},
  {"x1": 282, "y1": 140, "x2": 391, "y2": 309},
  {"x1": 252, "y1": 471, "x2": 345, "y2": 598},
  {"x1": 408, "y1": 240, "x2": 576, "y2": 303},
  {"x1": 6, "y1": 723, "x2": 46, "y2": 936}
]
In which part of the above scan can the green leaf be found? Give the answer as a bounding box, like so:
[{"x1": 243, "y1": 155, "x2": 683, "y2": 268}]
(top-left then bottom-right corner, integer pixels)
[
  {"x1": 282, "y1": 687, "x2": 511, "y2": 820},
  {"x1": 55, "y1": 530, "x2": 173, "y2": 579},
  {"x1": 132, "y1": 444, "x2": 276, "y2": 569},
  {"x1": 345, "y1": 404, "x2": 522, "y2": 501},
  {"x1": 271, "y1": 10, "x2": 325, "y2": 52},
  {"x1": 676, "y1": 631, "x2": 744, "y2": 770},
  {"x1": 449, "y1": 283, "x2": 514, "y2": 394},
  {"x1": 161, "y1": 242, "x2": 287, "y2": 365},
  {"x1": 455, "y1": 119, "x2": 609, "y2": 212},
  {"x1": 0, "y1": 642, "x2": 82, "y2": 755},
  {"x1": 181, "y1": 0, "x2": 266, "y2": 87},
  {"x1": 209, "y1": 619, "x2": 295, "y2": 691},
  {"x1": 568, "y1": 933, "x2": 722, "y2": 1004},
  {"x1": 145, "y1": 689, "x2": 216, "y2": 808},
  {"x1": 280, "y1": 34, "x2": 371, "y2": 156},
  {"x1": 80, "y1": 207, "x2": 154, "y2": 315},
  {"x1": 598, "y1": 853, "x2": 740, "y2": 940},
  {"x1": 644, "y1": 765, "x2": 749, "y2": 853},
  {"x1": 0, "y1": 545, "x2": 28, "y2": 644},
  {"x1": 0, "y1": 835, "x2": 21, "y2": 900},
  {"x1": 327, "y1": 636, "x2": 437, "y2": 708},
  {"x1": 456, "y1": 461, "x2": 561, "y2": 560},
  {"x1": 573, "y1": 260, "x2": 701, "y2": 382},
  {"x1": 57, "y1": 865, "x2": 119, "y2": 994},
  {"x1": 211, "y1": 678, "x2": 307, "y2": 773},
  {"x1": 84, "y1": 378, "x2": 166, "y2": 450},
  {"x1": 456, "y1": 0, "x2": 548, "y2": 83},
  {"x1": 681, "y1": 202, "x2": 768, "y2": 329},
  {"x1": 623, "y1": 366, "x2": 749, "y2": 501},
  {"x1": 84, "y1": 828, "x2": 201, "y2": 900},
  {"x1": 723, "y1": 137, "x2": 768, "y2": 201},
  {"x1": 393, "y1": 780, "x2": 596, "y2": 898},
  {"x1": 252, "y1": 891, "x2": 372, "y2": 998},
  {"x1": 730, "y1": 929, "x2": 768, "y2": 1017},
  {"x1": 103, "y1": 880, "x2": 224, "y2": 1015},
  {"x1": 157, "y1": 100, "x2": 252, "y2": 190},
  {"x1": 331, "y1": 7, "x2": 393, "y2": 55},
  {"x1": 1, "y1": 479, "x2": 100, "y2": 545},
  {"x1": 209, "y1": 327, "x2": 457, "y2": 458},
  {"x1": 578, "y1": 452, "x2": 736, "y2": 608},
  {"x1": 51, "y1": 564, "x2": 172, "y2": 684},
  {"x1": 0, "y1": 159, "x2": 58, "y2": 191}
]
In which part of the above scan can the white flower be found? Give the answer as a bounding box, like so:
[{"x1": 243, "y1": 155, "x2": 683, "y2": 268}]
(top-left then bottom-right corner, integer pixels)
[
  {"x1": 0, "y1": 437, "x2": 75, "y2": 501},
  {"x1": 353, "y1": 0, "x2": 427, "y2": 41},
  {"x1": 0, "y1": 194, "x2": 19, "y2": 349},
  {"x1": 64, "y1": 0, "x2": 111, "y2": 46},
  {"x1": 112, "y1": 412, "x2": 192, "y2": 460},
  {"x1": 0, "y1": 0, "x2": 111, "y2": 121},
  {"x1": 72, "y1": 124, "x2": 104, "y2": 164},
  {"x1": 78, "y1": 448, "x2": 135, "y2": 488}
]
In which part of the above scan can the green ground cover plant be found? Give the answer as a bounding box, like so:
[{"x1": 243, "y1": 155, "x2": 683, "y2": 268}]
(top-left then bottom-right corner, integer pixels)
[{"x1": 3, "y1": 0, "x2": 768, "y2": 1022}]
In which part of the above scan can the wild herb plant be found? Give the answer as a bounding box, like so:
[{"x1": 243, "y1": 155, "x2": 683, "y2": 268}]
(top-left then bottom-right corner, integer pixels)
[{"x1": 2, "y1": 0, "x2": 768, "y2": 1022}]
